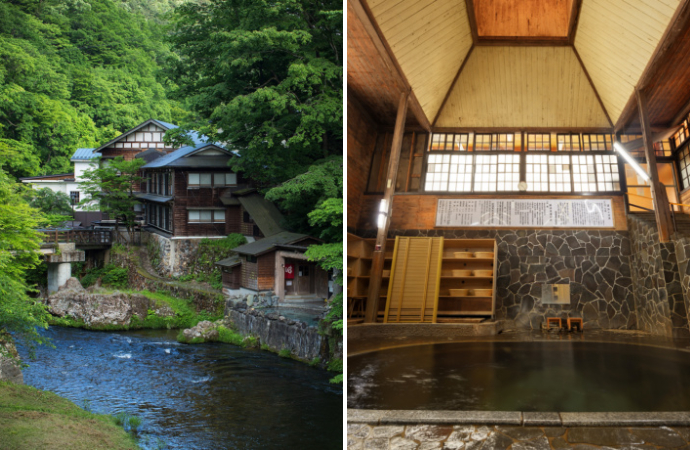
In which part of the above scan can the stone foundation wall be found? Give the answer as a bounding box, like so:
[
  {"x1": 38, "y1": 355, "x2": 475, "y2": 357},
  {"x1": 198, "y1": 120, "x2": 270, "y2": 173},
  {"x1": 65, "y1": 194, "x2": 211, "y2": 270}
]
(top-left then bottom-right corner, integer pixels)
[
  {"x1": 356, "y1": 228, "x2": 636, "y2": 331},
  {"x1": 674, "y1": 234, "x2": 690, "y2": 338},
  {"x1": 225, "y1": 308, "x2": 342, "y2": 362},
  {"x1": 627, "y1": 215, "x2": 690, "y2": 338},
  {"x1": 144, "y1": 232, "x2": 199, "y2": 277}
]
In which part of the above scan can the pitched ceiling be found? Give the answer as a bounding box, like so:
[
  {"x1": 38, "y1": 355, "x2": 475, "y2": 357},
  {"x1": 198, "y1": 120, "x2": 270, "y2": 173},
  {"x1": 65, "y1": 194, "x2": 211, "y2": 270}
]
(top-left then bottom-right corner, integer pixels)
[
  {"x1": 348, "y1": 0, "x2": 688, "y2": 130},
  {"x1": 574, "y1": 0, "x2": 681, "y2": 125},
  {"x1": 366, "y1": 0, "x2": 473, "y2": 122},
  {"x1": 435, "y1": 46, "x2": 610, "y2": 128}
]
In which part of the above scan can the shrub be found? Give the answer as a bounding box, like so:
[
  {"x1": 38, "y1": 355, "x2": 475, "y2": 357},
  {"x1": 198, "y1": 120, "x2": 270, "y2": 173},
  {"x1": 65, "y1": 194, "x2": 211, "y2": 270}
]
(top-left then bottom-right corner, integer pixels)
[{"x1": 278, "y1": 348, "x2": 292, "y2": 358}]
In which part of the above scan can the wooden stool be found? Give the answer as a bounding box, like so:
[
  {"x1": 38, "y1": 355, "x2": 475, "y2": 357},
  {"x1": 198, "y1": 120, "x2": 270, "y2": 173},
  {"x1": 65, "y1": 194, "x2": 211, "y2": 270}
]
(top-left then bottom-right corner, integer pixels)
[
  {"x1": 568, "y1": 317, "x2": 583, "y2": 332},
  {"x1": 546, "y1": 317, "x2": 562, "y2": 329}
]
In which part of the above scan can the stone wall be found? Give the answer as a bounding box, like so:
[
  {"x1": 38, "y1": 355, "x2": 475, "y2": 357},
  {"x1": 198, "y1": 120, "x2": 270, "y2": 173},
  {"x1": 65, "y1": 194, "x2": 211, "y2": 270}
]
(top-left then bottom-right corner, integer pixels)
[
  {"x1": 356, "y1": 228, "x2": 636, "y2": 331},
  {"x1": 627, "y1": 215, "x2": 690, "y2": 338},
  {"x1": 144, "y1": 231, "x2": 235, "y2": 278},
  {"x1": 674, "y1": 234, "x2": 690, "y2": 338},
  {"x1": 226, "y1": 307, "x2": 342, "y2": 362}
]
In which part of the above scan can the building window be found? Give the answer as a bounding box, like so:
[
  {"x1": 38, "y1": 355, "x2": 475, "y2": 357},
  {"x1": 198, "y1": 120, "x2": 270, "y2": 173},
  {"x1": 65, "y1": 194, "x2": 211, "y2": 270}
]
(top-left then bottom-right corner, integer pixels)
[
  {"x1": 595, "y1": 155, "x2": 621, "y2": 191},
  {"x1": 582, "y1": 134, "x2": 612, "y2": 151},
  {"x1": 188, "y1": 209, "x2": 226, "y2": 223},
  {"x1": 471, "y1": 154, "x2": 519, "y2": 192},
  {"x1": 527, "y1": 133, "x2": 550, "y2": 151},
  {"x1": 474, "y1": 134, "x2": 492, "y2": 151},
  {"x1": 246, "y1": 255, "x2": 257, "y2": 263},
  {"x1": 673, "y1": 118, "x2": 689, "y2": 148},
  {"x1": 474, "y1": 133, "x2": 515, "y2": 151},
  {"x1": 526, "y1": 155, "x2": 549, "y2": 191},
  {"x1": 549, "y1": 154, "x2": 572, "y2": 192},
  {"x1": 243, "y1": 210, "x2": 253, "y2": 223},
  {"x1": 572, "y1": 155, "x2": 597, "y2": 192},
  {"x1": 679, "y1": 147, "x2": 690, "y2": 190},
  {"x1": 69, "y1": 191, "x2": 80, "y2": 204},
  {"x1": 429, "y1": 133, "x2": 469, "y2": 151},
  {"x1": 654, "y1": 140, "x2": 672, "y2": 157},
  {"x1": 189, "y1": 172, "x2": 237, "y2": 188},
  {"x1": 557, "y1": 134, "x2": 581, "y2": 151}
]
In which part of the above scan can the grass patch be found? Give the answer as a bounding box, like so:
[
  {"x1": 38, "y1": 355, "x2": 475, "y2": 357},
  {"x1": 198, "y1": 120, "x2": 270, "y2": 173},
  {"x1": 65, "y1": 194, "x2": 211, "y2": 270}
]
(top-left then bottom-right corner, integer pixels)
[
  {"x1": 278, "y1": 348, "x2": 292, "y2": 358},
  {"x1": 176, "y1": 325, "x2": 260, "y2": 349},
  {"x1": 327, "y1": 358, "x2": 343, "y2": 385},
  {"x1": 0, "y1": 381, "x2": 138, "y2": 450}
]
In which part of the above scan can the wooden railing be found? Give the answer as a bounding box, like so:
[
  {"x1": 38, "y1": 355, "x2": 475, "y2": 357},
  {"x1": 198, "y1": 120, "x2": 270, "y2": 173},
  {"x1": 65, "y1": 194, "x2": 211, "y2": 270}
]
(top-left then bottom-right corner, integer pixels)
[{"x1": 41, "y1": 229, "x2": 112, "y2": 246}]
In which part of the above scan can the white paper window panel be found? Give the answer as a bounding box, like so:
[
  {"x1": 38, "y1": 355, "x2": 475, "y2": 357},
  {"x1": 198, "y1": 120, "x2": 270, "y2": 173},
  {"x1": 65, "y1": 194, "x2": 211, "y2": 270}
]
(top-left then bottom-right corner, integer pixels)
[
  {"x1": 226, "y1": 173, "x2": 237, "y2": 185},
  {"x1": 200, "y1": 174, "x2": 212, "y2": 186},
  {"x1": 214, "y1": 173, "x2": 225, "y2": 185},
  {"x1": 214, "y1": 210, "x2": 225, "y2": 221},
  {"x1": 189, "y1": 210, "x2": 200, "y2": 221},
  {"x1": 189, "y1": 173, "x2": 200, "y2": 185},
  {"x1": 200, "y1": 211, "x2": 212, "y2": 221}
]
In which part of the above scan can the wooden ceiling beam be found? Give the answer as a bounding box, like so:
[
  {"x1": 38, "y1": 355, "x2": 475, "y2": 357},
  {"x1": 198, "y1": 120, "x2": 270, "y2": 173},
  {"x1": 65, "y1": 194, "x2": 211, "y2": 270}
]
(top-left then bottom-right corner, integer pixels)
[
  {"x1": 432, "y1": 45, "x2": 475, "y2": 128},
  {"x1": 572, "y1": 46, "x2": 613, "y2": 128},
  {"x1": 475, "y1": 37, "x2": 570, "y2": 46},
  {"x1": 348, "y1": 0, "x2": 430, "y2": 131},
  {"x1": 568, "y1": 0, "x2": 583, "y2": 45},
  {"x1": 615, "y1": 0, "x2": 690, "y2": 131}
]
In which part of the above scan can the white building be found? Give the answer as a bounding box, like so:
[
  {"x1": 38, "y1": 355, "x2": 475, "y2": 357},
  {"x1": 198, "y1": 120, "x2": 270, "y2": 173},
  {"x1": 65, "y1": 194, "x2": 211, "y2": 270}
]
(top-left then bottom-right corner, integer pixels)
[{"x1": 21, "y1": 148, "x2": 102, "y2": 225}]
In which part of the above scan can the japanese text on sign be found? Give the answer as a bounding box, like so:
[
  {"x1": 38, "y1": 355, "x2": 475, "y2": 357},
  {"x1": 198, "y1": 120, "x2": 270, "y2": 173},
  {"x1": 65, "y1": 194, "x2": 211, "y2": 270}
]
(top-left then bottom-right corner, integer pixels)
[{"x1": 435, "y1": 199, "x2": 614, "y2": 228}]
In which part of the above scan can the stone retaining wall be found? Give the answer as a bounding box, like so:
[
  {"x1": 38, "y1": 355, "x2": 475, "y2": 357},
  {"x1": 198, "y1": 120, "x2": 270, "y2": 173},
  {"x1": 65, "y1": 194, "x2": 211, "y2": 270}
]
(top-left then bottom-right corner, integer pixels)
[
  {"x1": 225, "y1": 308, "x2": 342, "y2": 362},
  {"x1": 0, "y1": 340, "x2": 23, "y2": 384}
]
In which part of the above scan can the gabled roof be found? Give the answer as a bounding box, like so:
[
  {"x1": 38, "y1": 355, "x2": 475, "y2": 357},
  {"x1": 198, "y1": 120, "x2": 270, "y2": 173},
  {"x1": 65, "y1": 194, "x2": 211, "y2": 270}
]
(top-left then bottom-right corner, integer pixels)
[
  {"x1": 71, "y1": 148, "x2": 100, "y2": 161},
  {"x1": 231, "y1": 231, "x2": 312, "y2": 257},
  {"x1": 93, "y1": 119, "x2": 179, "y2": 153},
  {"x1": 237, "y1": 193, "x2": 285, "y2": 237},
  {"x1": 141, "y1": 143, "x2": 237, "y2": 169},
  {"x1": 135, "y1": 148, "x2": 165, "y2": 163}
]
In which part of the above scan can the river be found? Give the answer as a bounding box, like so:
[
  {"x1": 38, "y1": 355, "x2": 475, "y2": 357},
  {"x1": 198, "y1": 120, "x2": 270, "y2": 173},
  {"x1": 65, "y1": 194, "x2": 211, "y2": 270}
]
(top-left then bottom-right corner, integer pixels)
[{"x1": 17, "y1": 326, "x2": 342, "y2": 449}]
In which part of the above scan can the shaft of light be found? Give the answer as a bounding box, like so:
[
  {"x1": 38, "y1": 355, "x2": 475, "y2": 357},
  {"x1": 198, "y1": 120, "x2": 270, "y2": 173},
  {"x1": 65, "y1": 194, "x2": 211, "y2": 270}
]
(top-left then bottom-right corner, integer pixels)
[{"x1": 613, "y1": 142, "x2": 650, "y2": 182}]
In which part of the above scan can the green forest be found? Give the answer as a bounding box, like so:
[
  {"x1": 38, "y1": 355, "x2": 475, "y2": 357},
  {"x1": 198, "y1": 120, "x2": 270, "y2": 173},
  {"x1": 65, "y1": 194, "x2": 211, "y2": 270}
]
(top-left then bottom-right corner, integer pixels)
[{"x1": 0, "y1": 0, "x2": 343, "y2": 351}]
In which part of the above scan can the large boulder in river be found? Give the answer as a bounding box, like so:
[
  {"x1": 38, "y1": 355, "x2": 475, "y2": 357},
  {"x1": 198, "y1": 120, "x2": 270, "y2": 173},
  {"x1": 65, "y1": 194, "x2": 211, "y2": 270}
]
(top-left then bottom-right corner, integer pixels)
[
  {"x1": 45, "y1": 277, "x2": 174, "y2": 328},
  {"x1": 180, "y1": 321, "x2": 219, "y2": 342}
]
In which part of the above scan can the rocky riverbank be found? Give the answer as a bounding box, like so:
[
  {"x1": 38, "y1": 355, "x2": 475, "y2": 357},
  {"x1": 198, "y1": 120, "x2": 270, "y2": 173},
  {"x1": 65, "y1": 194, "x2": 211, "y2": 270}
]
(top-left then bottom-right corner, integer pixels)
[
  {"x1": 0, "y1": 338, "x2": 23, "y2": 384},
  {"x1": 44, "y1": 277, "x2": 222, "y2": 330}
]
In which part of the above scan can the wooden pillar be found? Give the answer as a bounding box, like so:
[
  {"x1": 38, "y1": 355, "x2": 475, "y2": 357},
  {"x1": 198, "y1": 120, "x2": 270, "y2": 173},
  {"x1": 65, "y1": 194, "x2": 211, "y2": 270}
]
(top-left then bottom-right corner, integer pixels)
[
  {"x1": 637, "y1": 88, "x2": 673, "y2": 242},
  {"x1": 364, "y1": 91, "x2": 409, "y2": 323}
]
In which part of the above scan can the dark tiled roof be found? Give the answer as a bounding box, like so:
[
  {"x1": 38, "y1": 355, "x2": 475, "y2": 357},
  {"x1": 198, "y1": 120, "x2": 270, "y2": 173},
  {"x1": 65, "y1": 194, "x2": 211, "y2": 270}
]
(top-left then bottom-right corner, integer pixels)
[
  {"x1": 231, "y1": 231, "x2": 311, "y2": 256},
  {"x1": 215, "y1": 254, "x2": 242, "y2": 267},
  {"x1": 237, "y1": 193, "x2": 285, "y2": 237},
  {"x1": 141, "y1": 144, "x2": 237, "y2": 169},
  {"x1": 134, "y1": 193, "x2": 173, "y2": 203},
  {"x1": 135, "y1": 148, "x2": 165, "y2": 163}
]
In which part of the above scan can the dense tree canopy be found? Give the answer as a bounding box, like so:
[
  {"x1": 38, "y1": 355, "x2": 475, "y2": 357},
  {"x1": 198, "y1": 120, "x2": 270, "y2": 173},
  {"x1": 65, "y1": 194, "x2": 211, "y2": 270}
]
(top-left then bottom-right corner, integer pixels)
[
  {"x1": 164, "y1": 0, "x2": 343, "y2": 187},
  {"x1": 0, "y1": 0, "x2": 189, "y2": 179}
]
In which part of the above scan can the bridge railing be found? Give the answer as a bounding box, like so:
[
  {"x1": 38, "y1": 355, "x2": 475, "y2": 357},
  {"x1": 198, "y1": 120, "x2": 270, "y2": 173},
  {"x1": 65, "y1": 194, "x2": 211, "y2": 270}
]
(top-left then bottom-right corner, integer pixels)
[{"x1": 40, "y1": 229, "x2": 113, "y2": 246}]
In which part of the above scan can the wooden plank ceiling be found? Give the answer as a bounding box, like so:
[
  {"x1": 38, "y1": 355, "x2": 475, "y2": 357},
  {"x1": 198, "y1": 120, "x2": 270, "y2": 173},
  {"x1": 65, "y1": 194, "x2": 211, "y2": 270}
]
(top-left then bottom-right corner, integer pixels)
[
  {"x1": 435, "y1": 46, "x2": 610, "y2": 128},
  {"x1": 347, "y1": 1, "x2": 418, "y2": 127},
  {"x1": 366, "y1": 0, "x2": 473, "y2": 122},
  {"x1": 574, "y1": 0, "x2": 681, "y2": 125},
  {"x1": 475, "y1": 0, "x2": 573, "y2": 37}
]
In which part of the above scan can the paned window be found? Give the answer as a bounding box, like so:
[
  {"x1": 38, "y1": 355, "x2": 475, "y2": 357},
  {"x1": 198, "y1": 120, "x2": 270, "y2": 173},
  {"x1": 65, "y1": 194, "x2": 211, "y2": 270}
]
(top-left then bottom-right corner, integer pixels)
[
  {"x1": 557, "y1": 134, "x2": 581, "y2": 151},
  {"x1": 527, "y1": 133, "x2": 550, "y2": 151},
  {"x1": 448, "y1": 155, "x2": 473, "y2": 192},
  {"x1": 526, "y1": 155, "x2": 549, "y2": 191},
  {"x1": 188, "y1": 209, "x2": 225, "y2": 223},
  {"x1": 674, "y1": 119, "x2": 689, "y2": 148},
  {"x1": 189, "y1": 172, "x2": 236, "y2": 188},
  {"x1": 493, "y1": 133, "x2": 515, "y2": 151},
  {"x1": 595, "y1": 155, "x2": 621, "y2": 191},
  {"x1": 679, "y1": 147, "x2": 690, "y2": 190},
  {"x1": 200, "y1": 174, "x2": 212, "y2": 187},
  {"x1": 473, "y1": 155, "x2": 497, "y2": 191},
  {"x1": 425, "y1": 154, "x2": 450, "y2": 191},
  {"x1": 654, "y1": 140, "x2": 672, "y2": 157},
  {"x1": 583, "y1": 134, "x2": 612, "y2": 151},
  {"x1": 572, "y1": 155, "x2": 597, "y2": 192},
  {"x1": 188, "y1": 173, "x2": 199, "y2": 187},
  {"x1": 496, "y1": 154, "x2": 520, "y2": 191},
  {"x1": 429, "y1": 133, "x2": 468, "y2": 151},
  {"x1": 474, "y1": 134, "x2": 492, "y2": 152},
  {"x1": 69, "y1": 191, "x2": 80, "y2": 204},
  {"x1": 549, "y1": 155, "x2": 572, "y2": 192}
]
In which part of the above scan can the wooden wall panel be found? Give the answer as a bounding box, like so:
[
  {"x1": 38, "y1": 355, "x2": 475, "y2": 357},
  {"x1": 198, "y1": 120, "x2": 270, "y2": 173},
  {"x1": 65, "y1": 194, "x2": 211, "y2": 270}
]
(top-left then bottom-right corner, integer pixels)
[
  {"x1": 357, "y1": 194, "x2": 628, "y2": 231},
  {"x1": 347, "y1": 93, "x2": 379, "y2": 228},
  {"x1": 436, "y1": 47, "x2": 610, "y2": 128},
  {"x1": 575, "y1": 0, "x2": 681, "y2": 124},
  {"x1": 475, "y1": 0, "x2": 573, "y2": 37},
  {"x1": 367, "y1": 0, "x2": 473, "y2": 121},
  {"x1": 347, "y1": 1, "x2": 415, "y2": 127},
  {"x1": 258, "y1": 252, "x2": 275, "y2": 291}
]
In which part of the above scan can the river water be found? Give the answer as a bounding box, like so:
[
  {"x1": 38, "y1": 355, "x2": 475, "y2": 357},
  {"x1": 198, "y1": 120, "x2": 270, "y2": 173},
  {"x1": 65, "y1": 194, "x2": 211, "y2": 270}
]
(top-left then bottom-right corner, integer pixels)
[{"x1": 18, "y1": 326, "x2": 342, "y2": 449}]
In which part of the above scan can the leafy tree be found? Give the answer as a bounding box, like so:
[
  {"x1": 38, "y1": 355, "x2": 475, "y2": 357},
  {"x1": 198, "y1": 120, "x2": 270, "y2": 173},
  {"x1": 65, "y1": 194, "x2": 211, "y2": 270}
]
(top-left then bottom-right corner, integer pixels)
[
  {"x1": 0, "y1": 169, "x2": 51, "y2": 355},
  {"x1": 78, "y1": 157, "x2": 145, "y2": 237},
  {"x1": 164, "y1": 0, "x2": 343, "y2": 187},
  {"x1": 29, "y1": 188, "x2": 74, "y2": 216}
]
